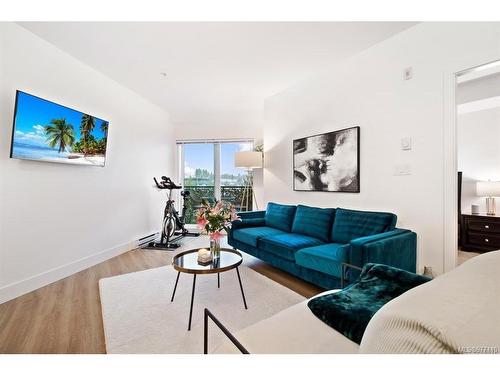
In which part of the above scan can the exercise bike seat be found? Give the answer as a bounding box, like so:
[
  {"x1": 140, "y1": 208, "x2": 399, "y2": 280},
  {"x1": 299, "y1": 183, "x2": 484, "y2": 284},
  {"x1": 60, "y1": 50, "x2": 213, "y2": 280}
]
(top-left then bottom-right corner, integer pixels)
[
  {"x1": 168, "y1": 184, "x2": 182, "y2": 190},
  {"x1": 154, "y1": 176, "x2": 183, "y2": 190}
]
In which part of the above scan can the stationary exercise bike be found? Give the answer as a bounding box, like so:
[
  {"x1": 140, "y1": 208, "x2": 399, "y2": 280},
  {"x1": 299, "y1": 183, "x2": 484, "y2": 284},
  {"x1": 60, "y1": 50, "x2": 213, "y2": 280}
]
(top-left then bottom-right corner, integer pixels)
[{"x1": 146, "y1": 176, "x2": 200, "y2": 250}]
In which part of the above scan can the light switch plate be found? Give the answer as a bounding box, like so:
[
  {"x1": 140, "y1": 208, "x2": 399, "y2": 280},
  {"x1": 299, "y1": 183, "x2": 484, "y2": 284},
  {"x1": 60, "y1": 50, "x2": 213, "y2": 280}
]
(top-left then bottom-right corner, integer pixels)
[
  {"x1": 403, "y1": 67, "x2": 413, "y2": 80},
  {"x1": 401, "y1": 137, "x2": 412, "y2": 150},
  {"x1": 394, "y1": 164, "x2": 412, "y2": 176}
]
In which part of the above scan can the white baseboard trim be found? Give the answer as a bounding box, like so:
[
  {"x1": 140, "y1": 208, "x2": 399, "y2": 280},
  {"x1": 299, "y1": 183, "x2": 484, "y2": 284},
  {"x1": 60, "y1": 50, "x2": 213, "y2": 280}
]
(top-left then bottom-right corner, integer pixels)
[{"x1": 0, "y1": 240, "x2": 135, "y2": 305}]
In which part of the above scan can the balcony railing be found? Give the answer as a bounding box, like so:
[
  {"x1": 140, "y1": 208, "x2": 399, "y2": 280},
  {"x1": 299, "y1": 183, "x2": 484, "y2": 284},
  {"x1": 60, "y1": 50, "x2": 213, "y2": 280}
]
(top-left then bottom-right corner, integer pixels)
[{"x1": 183, "y1": 185, "x2": 253, "y2": 224}]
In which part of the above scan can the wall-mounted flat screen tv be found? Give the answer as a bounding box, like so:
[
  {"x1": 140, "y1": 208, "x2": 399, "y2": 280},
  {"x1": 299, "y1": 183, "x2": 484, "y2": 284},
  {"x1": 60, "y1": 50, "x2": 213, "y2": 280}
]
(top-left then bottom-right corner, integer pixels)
[{"x1": 10, "y1": 91, "x2": 109, "y2": 167}]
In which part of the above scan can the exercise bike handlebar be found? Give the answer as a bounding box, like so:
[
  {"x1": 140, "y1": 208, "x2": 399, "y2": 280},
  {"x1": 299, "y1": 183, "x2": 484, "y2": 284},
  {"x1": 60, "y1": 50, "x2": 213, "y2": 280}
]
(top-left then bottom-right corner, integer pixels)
[{"x1": 153, "y1": 176, "x2": 182, "y2": 190}]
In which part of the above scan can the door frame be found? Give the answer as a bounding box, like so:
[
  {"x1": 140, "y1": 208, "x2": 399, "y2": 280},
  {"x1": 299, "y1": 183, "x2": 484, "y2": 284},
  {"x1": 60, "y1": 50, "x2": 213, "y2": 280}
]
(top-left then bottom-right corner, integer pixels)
[{"x1": 443, "y1": 70, "x2": 458, "y2": 272}]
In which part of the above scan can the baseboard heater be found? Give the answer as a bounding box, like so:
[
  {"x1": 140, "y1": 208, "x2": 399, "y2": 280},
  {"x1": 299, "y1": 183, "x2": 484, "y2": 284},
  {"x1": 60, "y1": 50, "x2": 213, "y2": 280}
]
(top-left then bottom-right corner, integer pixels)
[{"x1": 137, "y1": 232, "x2": 159, "y2": 248}]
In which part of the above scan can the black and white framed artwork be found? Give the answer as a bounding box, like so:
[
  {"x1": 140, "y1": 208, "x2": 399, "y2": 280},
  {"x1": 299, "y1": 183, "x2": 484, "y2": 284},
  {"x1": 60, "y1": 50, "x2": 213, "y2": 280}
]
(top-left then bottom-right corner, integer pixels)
[{"x1": 293, "y1": 126, "x2": 360, "y2": 192}]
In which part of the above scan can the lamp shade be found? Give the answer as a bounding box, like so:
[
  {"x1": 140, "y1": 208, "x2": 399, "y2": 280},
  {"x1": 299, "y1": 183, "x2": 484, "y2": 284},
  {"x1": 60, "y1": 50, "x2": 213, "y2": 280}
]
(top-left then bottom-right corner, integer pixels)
[
  {"x1": 234, "y1": 151, "x2": 263, "y2": 169},
  {"x1": 476, "y1": 181, "x2": 500, "y2": 197}
]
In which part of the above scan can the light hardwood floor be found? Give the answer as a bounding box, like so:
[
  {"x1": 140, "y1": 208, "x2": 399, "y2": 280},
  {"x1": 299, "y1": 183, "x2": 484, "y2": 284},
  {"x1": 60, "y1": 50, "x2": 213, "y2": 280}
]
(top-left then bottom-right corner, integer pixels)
[
  {"x1": 457, "y1": 249, "x2": 480, "y2": 265},
  {"x1": 0, "y1": 237, "x2": 322, "y2": 354}
]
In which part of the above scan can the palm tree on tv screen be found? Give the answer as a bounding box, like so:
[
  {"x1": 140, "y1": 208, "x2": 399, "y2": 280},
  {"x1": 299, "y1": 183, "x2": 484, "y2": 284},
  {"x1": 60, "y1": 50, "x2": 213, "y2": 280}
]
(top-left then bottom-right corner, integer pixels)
[
  {"x1": 44, "y1": 119, "x2": 75, "y2": 153},
  {"x1": 100, "y1": 121, "x2": 109, "y2": 138},
  {"x1": 80, "y1": 114, "x2": 95, "y2": 155}
]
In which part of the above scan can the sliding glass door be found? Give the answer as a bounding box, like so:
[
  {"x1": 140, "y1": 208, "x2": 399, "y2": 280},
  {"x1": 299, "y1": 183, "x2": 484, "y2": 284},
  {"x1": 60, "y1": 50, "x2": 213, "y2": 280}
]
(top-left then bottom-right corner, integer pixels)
[
  {"x1": 177, "y1": 139, "x2": 253, "y2": 223},
  {"x1": 220, "y1": 142, "x2": 254, "y2": 210}
]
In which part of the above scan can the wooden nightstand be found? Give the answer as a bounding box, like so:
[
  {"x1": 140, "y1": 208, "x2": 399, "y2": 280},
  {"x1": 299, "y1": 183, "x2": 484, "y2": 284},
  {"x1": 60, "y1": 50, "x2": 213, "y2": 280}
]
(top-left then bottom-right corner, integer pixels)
[{"x1": 461, "y1": 213, "x2": 500, "y2": 252}]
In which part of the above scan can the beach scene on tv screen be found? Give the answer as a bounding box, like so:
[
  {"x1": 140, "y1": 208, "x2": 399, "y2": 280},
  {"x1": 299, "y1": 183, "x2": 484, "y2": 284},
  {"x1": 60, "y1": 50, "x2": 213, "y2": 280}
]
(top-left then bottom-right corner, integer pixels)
[{"x1": 11, "y1": 91, "x2": 109, "y2": 166}]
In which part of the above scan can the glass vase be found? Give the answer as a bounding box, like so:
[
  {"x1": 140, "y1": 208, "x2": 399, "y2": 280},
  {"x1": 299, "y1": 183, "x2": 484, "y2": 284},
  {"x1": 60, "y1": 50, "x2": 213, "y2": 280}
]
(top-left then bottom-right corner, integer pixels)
[{"x1": 210, "y1": 237, "x2": 221, "y2": 259}]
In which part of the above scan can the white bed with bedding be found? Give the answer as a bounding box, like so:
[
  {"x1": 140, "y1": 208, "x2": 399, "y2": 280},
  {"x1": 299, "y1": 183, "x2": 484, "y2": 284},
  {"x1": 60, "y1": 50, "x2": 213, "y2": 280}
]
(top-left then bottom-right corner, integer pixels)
[
  {"x1": 213, "y1": 250, "x2": 500, "y2": 354},
  {"x1": 214, "y1": 290, "x2": 358, "y2": 354}
]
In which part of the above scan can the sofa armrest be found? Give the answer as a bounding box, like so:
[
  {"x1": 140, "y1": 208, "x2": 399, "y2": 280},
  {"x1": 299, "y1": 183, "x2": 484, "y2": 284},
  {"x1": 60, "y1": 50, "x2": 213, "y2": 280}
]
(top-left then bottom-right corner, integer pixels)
[
  {"x1": 237, "y1": 210, "x2": 266, "y2": 220},
  {"x1": 349, "y1": 229, "x2": 417, "y2": 272},
  {"x1": 228, "y1": 211, "x2": 267, "y2": 239},
  {"x1": 232, "y1": 210, "x2": 266, "y2": 228},
  {"x1": 231, "y1": 218, "x2": 266, "y2": 230}
]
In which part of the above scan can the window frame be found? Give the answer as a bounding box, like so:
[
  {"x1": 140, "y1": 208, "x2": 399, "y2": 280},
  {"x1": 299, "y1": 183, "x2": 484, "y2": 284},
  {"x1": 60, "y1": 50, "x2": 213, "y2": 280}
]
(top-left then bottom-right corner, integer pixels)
[{"x1": 176, "y1": 138, "x2": 255, "y2": 202}]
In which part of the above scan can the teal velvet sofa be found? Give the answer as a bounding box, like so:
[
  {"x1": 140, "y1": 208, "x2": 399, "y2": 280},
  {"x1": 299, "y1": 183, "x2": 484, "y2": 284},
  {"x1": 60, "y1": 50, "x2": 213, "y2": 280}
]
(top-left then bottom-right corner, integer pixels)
[{"x1": 227, "y1": 202, "x2": 417, "y2": 289}]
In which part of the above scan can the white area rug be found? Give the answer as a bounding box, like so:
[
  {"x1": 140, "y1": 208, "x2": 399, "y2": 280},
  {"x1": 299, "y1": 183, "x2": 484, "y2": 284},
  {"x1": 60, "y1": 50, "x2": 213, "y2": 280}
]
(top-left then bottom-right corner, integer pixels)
[{"x1": 99, "y1": 264, "x2": 305, "y2": 353}]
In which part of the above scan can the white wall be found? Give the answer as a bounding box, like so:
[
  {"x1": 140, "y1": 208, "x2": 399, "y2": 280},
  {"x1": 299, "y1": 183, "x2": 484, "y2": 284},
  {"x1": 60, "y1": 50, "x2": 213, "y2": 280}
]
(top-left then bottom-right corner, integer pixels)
[
  {"x1": 173, "y1": 109, "x2": 265, "y2": 209},
  {"x1": 0, "y1": 23, "x2": 175, "y2": 303},
  {"x1": 173, "y1": 109, "x2": 263, "y2": 141},
  {"x1": 458, "y1": 107, "x2": 500, "y2": 213},
  {"x1": 263, "y1": 22, "x2": 500, "y2": 274}
]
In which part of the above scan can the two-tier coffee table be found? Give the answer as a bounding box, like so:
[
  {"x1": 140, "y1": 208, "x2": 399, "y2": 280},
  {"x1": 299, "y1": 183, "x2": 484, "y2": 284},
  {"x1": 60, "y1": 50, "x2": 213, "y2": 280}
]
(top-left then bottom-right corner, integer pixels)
[{"x1": 171, "y1": 248, "x2": 248, "y2": 331}]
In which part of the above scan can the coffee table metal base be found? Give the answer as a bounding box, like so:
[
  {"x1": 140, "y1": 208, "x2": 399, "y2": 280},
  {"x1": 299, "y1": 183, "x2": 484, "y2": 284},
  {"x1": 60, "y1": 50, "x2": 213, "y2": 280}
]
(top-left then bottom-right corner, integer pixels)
[{"x1": 170, "y1": 267, "x2": 248, "y2": 331}]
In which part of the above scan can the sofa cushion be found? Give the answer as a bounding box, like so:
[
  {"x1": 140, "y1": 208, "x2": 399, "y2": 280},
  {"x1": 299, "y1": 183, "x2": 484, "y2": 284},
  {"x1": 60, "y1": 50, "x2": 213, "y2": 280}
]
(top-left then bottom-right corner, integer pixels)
[
  {"x1": 232, "y1": 226, "x2": 286, "y2": 247},
  {"x1": 295, "y1": 243, "x2": 350, "y2": 278},
  {"x1": 265, "y1": 202, "x2": 297, "y2": 232},
  {"x1": 291, "y1": 205, "x2": 335, "y2": 242},
  {"x1": 331, "y1": 208, "x2": 397, "y2": 244},
  {"x1": 259, "y1": 233, "x2": 324, "y2": 261}
]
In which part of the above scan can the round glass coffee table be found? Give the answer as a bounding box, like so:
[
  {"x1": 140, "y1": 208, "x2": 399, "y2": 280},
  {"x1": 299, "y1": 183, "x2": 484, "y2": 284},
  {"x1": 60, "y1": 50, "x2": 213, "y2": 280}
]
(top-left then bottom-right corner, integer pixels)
[{"x1": 171, "y1": 248, "x2": 248, "y2": 331}]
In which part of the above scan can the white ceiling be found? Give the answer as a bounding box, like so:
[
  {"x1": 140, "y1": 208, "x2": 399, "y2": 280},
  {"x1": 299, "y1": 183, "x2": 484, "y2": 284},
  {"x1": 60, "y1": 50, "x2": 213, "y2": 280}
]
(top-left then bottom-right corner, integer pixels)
[{"x1": 19, "y1": 22, "x2": 416, "y2": 123}]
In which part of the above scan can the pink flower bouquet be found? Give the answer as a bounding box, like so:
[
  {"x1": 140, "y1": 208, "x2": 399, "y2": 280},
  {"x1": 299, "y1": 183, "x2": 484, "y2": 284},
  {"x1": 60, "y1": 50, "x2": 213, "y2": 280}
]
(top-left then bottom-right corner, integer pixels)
[{"x1": 196, "y1": 200, "x2": 240, "y2": 258}]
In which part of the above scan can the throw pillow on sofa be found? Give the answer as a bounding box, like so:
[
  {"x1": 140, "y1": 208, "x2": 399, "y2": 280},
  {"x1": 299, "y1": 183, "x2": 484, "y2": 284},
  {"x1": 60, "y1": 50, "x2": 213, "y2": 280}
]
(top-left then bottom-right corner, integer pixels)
[
  {"x1": 291, "y1": 205, "x2": 335, "y2": 242},
  {"x1": 265, "y1": 202, "x2": 297, "y2": 232}
]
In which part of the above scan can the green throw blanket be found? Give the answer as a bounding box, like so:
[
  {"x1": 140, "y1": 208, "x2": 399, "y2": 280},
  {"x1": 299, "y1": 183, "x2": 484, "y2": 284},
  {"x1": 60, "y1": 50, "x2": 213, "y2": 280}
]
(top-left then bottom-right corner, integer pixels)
[{"x1": 307, "y1": 263, "x2": 431, "y2": 344}]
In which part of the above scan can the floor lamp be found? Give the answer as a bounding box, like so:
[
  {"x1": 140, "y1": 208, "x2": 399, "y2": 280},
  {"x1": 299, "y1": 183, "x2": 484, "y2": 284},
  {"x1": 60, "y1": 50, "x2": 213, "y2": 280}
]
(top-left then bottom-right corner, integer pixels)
[{"x1": 235, "y1": 151, "x2": 263, "y2": 211}]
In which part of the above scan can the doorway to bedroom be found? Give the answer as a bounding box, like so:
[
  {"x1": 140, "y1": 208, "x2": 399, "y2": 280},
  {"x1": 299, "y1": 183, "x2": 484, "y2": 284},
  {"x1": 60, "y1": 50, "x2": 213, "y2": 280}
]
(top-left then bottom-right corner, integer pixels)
[{"x1": 456, "y1": 60, "x2": 500, "y2": 265}]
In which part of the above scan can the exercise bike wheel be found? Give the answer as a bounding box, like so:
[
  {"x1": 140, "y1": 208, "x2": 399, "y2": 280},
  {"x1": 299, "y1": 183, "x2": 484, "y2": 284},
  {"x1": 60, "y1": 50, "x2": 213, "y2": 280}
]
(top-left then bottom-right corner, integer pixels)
[{"x1": 162, "y1": 213, "x2": 176, "y2": 239}]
